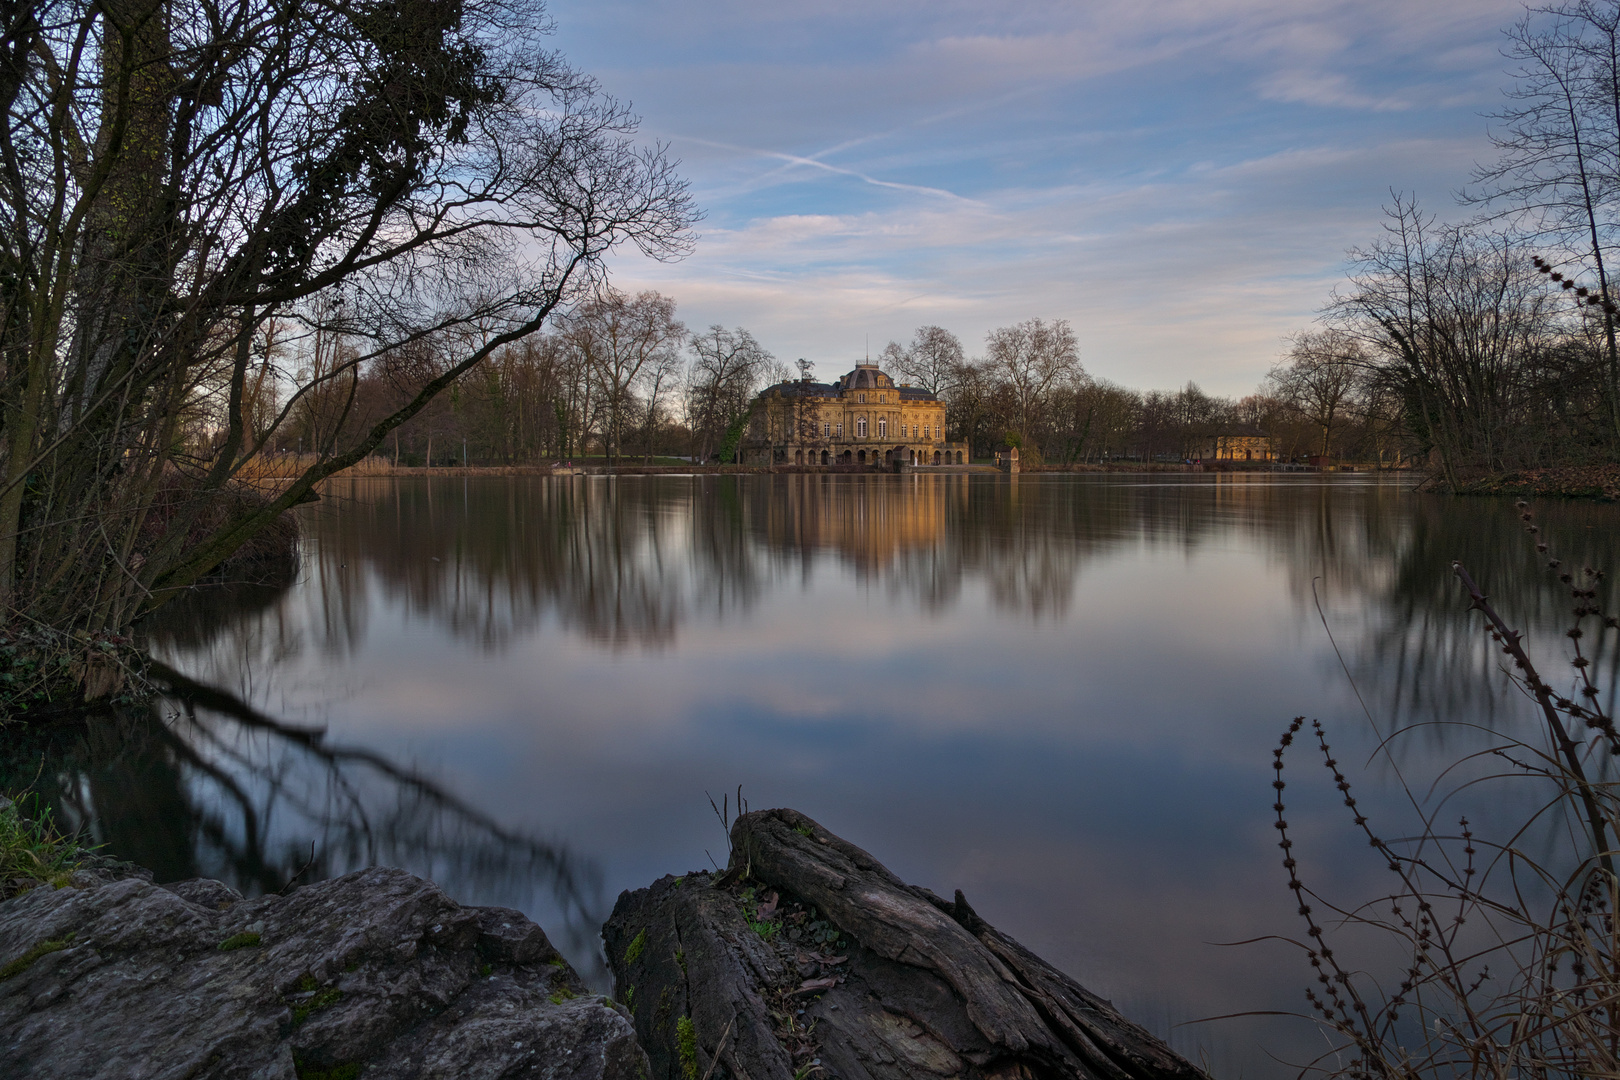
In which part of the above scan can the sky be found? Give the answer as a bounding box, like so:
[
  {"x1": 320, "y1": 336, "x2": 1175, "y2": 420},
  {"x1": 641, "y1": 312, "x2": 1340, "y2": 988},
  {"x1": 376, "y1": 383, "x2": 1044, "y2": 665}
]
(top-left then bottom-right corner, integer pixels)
[{"x1": 542, "y1": 0, "x2": 1529, "y2": 397}]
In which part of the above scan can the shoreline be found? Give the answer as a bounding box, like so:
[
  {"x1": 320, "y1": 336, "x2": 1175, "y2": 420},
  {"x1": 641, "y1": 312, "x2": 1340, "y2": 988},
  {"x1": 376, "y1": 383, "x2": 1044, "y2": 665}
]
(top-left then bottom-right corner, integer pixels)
[
  {"x1": 1417, "y1": 464, "x2": 1620, "y2": 501},
  {"x1": 301, "y1": 460, "x2": 1402, "y2": 479},
  {"x1": 310, "y1": 460, "x2": 1620, "y2": 501}
]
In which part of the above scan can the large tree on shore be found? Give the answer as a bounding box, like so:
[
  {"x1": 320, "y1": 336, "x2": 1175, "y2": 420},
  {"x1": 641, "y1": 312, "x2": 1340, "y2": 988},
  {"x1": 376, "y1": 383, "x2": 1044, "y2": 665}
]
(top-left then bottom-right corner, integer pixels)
[
  {"x1": 879, "y1": 325, "x2": 964, "y2": 396},
  {"x1": 561, "y1": 290, "x2": 684, "y2": 468},
  {"x1": 1332, "y1": 199, "x2": 1557, "y2": 483},
  {"x1": 1270, "y1": 330, "x2": 1365, "y2": 458},
  {"x1": 0, "y1": 0, "x2": 693, "y2": 636},
  {"x1": 983, "y1": 317, "x2": 1083, "y2": 445},
  {"x1": 686, "y1": 326, "x2": 769, "y2": 463}
]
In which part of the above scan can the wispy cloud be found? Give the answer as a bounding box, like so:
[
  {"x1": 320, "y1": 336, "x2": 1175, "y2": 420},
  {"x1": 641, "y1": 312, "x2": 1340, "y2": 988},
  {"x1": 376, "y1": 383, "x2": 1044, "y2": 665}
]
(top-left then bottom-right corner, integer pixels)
[{"x1": 1257, "y1": 70, "x2": 1412, "y2": 111}]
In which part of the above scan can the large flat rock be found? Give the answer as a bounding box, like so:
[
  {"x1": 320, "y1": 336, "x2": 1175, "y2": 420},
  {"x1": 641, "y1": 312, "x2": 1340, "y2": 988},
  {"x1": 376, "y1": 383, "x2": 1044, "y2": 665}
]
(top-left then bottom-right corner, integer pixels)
[{"x1": 0, "y1": 866, "x2": 646, "y2": 1080}]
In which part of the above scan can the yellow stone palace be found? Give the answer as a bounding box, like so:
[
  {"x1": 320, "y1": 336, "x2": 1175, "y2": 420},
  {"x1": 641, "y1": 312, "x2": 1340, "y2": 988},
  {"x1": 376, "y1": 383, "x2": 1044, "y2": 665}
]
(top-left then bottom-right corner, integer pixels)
[{"x1": 741, "y1": 363, "x2": 970, "y2": 468}]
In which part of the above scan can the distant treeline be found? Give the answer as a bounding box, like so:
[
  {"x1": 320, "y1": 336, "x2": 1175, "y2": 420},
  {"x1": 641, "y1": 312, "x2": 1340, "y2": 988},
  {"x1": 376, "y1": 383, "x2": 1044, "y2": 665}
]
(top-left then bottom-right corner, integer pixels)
[
  {"x1": 239, "y1": 299, "x2": 1407, "y2": 471},
  {"x1": 233, "y1": 246, "x2": 1615, "y2": 472}
]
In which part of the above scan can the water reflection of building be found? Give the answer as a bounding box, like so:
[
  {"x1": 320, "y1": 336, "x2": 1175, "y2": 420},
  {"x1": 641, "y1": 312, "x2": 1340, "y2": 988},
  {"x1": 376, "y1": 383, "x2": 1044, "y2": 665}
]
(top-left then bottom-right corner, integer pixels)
[
  {"x1": 759, "y1": 475, "x2": 963, "y2": 567},
  {"x1": 742, "y1": 363, "x2": 970, "y2": 468}
]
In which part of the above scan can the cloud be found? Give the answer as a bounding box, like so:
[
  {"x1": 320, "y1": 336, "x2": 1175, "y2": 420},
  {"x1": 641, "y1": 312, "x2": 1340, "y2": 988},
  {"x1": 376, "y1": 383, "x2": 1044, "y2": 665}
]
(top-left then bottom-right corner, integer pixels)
[{"x1": 1257, "y1": 70, "x2": 1412, "y2": 111}]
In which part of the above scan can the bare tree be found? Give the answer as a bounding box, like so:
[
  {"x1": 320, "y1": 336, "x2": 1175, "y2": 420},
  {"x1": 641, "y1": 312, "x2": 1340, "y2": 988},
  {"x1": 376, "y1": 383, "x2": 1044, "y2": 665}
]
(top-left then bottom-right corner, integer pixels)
[
  {"x1": 984, "y1": 318, "x2": 1083, "y2": 440},
  {"x1": 1270, "y1": 330, "x2": 1366, "y2": 458},
  {"x1": 637, "y1": 344, "x2": 686, "y2": 465},
  {"x1": 1474, "y1": 0, "x2": 1620, "y2": 446},
  {"x1": 1332, "y1": 198, "x2": 1558, "y2": 483},
  {"x1": 879, "y1": 326, "x2": 965, "y2": 395},
  {"x1": 561, "y1": 291, "x2": 685, "y2": 467},
  {"x1": 686, "y1": 326, "x2": 770, "y2": 463},
  {"x1": 0, "y1": 0, "x2": 695, "y2": 641}
]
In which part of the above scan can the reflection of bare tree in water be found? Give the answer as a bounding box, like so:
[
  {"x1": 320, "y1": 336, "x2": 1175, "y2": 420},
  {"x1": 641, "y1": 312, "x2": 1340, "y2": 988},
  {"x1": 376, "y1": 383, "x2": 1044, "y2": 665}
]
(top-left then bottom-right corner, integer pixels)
[
  {"x1": 1249, "y1": 485, "x2": 1620, "y2": 743},
  {"x1": 294, "y1": 477, "x2": 749, "y2": 652},
  {"x1": 0, "y1": 665, "x2": 609, "y2": 985},
  {"x1": 953, "y1": 478, "x2": 1119, "y2": 618}
]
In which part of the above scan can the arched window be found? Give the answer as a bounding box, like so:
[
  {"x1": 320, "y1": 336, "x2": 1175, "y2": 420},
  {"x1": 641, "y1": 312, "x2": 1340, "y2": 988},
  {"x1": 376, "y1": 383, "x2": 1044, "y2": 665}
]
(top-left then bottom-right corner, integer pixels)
[
  {"x1": 878, "y1": 418, "x2": 887, "y2": 437},
  {"x1": 857, "y1": 417, "x2": 868, "y2": 438}
]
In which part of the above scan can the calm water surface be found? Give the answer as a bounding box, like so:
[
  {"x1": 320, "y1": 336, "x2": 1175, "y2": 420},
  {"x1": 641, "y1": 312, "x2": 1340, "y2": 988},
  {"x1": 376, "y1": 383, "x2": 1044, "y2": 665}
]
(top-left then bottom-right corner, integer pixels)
[{"x1": 24, "y1": 473, "x2": 1620, "y2": 1076}]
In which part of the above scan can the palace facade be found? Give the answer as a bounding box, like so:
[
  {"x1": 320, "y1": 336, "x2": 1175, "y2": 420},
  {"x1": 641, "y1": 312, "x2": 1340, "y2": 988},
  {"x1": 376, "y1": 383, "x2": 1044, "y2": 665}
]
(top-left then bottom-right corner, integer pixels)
[
  {"x1": 1198, "y1": 435, "x2": 1276, "y2": 462},
  {"x1": 741, "y1": 363, "x2": 970, "y2": 468}
]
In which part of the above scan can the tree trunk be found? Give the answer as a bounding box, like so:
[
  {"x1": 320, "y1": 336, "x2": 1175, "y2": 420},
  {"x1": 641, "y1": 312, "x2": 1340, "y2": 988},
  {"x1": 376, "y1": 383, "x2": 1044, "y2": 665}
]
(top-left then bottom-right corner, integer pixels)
[{"x1": 605, "y1": 808, "x2": 1209, "y2": 1080}]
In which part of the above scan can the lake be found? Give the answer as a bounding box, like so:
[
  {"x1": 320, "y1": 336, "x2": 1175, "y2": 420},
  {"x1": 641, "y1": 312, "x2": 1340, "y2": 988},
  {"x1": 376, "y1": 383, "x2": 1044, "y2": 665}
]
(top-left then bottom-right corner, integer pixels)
[{"x1": 23, "y1": 472, "x2": 1620, "y2": 1076}]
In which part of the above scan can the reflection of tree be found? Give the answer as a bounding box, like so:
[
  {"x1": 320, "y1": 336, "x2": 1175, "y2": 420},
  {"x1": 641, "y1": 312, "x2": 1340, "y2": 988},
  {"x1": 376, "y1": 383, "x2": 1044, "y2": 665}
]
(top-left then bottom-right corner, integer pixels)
[
  {"x1": 1239, "y1": 480, "x2": 1619, "y2": 741},
  {"x1": 0, "y1": 665, "x2": 608, "y2": 984},
  {"x1": 143, "y1": 474, "x2": 1619, "y2": 736},
  {"x1": 950, "y1": 477, "x2": 1129, "y2": 618},
  {"x1": 306, "y1": 477, "x2": 718, "y2": 651}
]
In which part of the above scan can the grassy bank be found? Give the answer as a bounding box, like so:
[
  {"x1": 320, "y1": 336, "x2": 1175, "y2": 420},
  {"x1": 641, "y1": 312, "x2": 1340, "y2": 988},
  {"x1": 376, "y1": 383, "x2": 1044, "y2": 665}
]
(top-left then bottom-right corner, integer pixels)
[{"x1": 1421, "y1": 464, "x2": 1620, "y2": 501}]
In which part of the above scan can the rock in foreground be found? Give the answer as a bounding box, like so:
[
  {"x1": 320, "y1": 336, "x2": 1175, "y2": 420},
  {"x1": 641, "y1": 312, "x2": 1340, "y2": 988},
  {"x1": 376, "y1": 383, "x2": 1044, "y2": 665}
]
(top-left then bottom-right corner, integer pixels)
[
  {"x1": 605, "y1": 808, "x2": 1207, "y2": 1080},
  {"x1": 0, "y1": 866, "x2": 645, "y2": 1080}
]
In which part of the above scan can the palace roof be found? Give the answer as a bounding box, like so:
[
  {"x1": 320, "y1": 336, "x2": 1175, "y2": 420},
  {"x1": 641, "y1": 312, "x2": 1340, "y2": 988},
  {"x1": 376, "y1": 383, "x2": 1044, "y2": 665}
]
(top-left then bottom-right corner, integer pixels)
[{"x1": 759, "y1": 363, "x2": 939, "y2": 401}]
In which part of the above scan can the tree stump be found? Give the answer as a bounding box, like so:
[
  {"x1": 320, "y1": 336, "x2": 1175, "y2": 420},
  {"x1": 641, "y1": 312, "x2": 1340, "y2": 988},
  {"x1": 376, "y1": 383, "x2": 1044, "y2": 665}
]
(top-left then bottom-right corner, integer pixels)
[{"x1": 604, "y1": 809, "x2": 1209, "y2": 1080}]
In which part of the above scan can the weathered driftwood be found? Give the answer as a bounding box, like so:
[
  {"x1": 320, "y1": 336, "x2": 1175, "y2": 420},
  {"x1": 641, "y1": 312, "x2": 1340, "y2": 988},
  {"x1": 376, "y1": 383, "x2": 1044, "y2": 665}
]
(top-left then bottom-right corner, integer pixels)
[{"x1": 604, "y1": 808, "x2": 1208, "y2": 1080}]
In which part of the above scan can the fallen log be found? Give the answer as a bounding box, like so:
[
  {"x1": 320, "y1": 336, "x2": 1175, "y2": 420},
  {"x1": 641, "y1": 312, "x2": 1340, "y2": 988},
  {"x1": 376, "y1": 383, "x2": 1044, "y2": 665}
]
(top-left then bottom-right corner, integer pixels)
[{"x1": 604, "y1": 808, "x2": 1208, "y2": 1080}]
